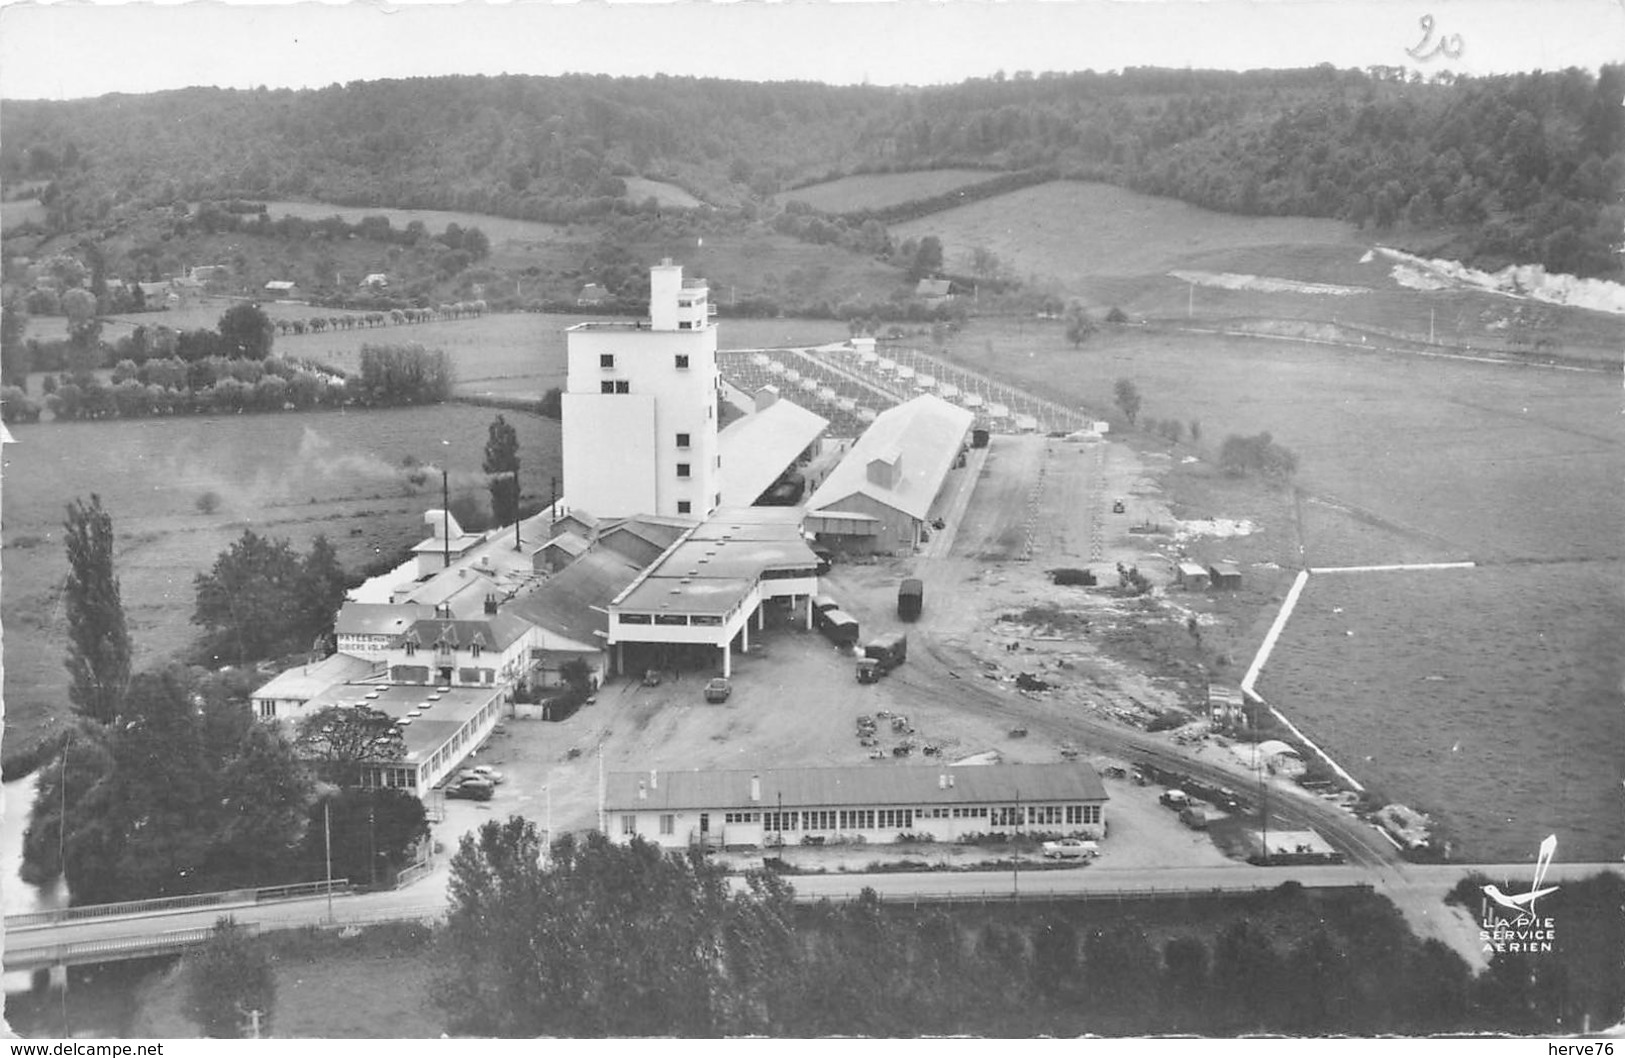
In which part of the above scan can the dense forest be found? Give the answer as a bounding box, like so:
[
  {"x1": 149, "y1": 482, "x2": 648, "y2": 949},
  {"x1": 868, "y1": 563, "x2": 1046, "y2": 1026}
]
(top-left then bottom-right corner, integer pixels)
[{"x1": 3, "y1": 65, "x2": 1621, "y2": 278}]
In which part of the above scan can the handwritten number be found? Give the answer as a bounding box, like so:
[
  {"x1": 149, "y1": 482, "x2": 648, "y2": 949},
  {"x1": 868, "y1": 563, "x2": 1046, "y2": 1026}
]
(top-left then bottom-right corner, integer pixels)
[{"x1": 1406, "y1": 14, "x2": 1464, "y2": 62}]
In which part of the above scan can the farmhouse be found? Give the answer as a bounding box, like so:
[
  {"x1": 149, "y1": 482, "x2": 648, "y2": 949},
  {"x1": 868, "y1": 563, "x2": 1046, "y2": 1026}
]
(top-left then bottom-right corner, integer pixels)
[
  {"x1": 576, "y1": 282, "x2": 611, "y2": 305},
  {"x1": 914, "y1": 278, "x2": 953, "y2": 306},
  {"x1": 562, "y1": 260, "x2": 721, "y2": 521},
  {"x1": 383, "y1": 610, "x2": 534, "y2": 691},
  {"x1": 604, "y1": 762, "x2": 1108, "y2": 850},
  {"x1": 264, "y1": 279, "x2": 300, "y2": 300},
  {"x1": 334, "y1": 603, "x2": 425, "y2": 659},
  {"x1": 361, "y1": 273, "x2": 390, "y2": 290},
  {"x1": 804, "y1": 393, "x2": 974, "y2": 552}
]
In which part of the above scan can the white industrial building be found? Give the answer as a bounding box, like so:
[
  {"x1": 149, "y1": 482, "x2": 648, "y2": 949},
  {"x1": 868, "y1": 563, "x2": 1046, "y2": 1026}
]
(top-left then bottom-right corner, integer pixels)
[
  {"x1": 604, "y1": 762, "x2": 1109, "y2": 850},
  {"x1": 607, "y1": 506, "x2": 821, "y2": 678},
  {"x1": 562, "y1": 260, "x2": 722, "y2": 521},
  {"x1": 804, "y1": 393, "x2": 974, "y2": 552}
]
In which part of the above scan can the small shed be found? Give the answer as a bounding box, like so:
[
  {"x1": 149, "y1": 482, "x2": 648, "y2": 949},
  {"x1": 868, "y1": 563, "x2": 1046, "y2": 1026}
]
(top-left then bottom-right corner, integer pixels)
[
  {"x1": 577, "y1": 283, "x2": 611, "y2": 306},
  {"x1": 1176, "y1": 561, "x2": 1210, "y2": 590},
  {"x1": 264, "y1": 280, "x2": 300, "y2": 299},
  {"x1": 1208, "y1": 561, "x2": 1243, "y2": 589}
]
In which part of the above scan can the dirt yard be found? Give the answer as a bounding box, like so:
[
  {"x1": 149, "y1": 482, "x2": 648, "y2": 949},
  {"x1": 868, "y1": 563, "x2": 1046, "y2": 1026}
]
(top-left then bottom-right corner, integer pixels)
[{"x1": 421, "y1": 433, "x2": 1284, "y2": 875}]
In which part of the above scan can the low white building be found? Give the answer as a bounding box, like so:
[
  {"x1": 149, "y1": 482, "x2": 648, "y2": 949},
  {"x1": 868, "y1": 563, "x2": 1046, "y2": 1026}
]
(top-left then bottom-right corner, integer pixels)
[
  {"x1": 251, "y1": 652, "x2": 382, "y2": 723},
  {"x1": 607, "y1": 506, "x2": 821, "y2": 677},
  {"x1": 604, "y1": 762, "x2": 1108, "y2": 850},
  {"x1": 298, "y1": 682, "x2": 506, "y2": 797}
]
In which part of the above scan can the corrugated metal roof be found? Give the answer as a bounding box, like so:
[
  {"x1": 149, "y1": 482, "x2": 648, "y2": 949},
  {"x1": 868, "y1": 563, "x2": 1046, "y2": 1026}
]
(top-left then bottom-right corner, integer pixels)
[
  {"x1": 805, "y1": 394, "x2": 974, "y2": 522},
  {"x1": 605, "y1": 762, "x2": 1107, "y2": 812},
  {"x1": 505, "y1": 548, "x2": 644, "y2": 645},
  {"x1": 717, "y1": 398, "x2": 829, "y2": 507}
]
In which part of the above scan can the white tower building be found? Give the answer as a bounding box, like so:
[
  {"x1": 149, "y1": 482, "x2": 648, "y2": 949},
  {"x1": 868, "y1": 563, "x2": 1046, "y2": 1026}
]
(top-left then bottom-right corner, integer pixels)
[{"x1": 561, "y1": 260, "x2": 721, "y2": 521}]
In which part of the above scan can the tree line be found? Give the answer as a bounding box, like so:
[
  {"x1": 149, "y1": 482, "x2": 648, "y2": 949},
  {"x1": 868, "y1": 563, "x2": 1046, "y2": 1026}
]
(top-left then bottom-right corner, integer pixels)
[
  {"x1": 20, "y1": 496, "x2": 426, "y2": 906},
  {"x1": 4, "y1": 66, "x2": 1618, "y2": 278},
  {"x1": 438, "y1": 817, "x2": 1625, "y2": 1037}
]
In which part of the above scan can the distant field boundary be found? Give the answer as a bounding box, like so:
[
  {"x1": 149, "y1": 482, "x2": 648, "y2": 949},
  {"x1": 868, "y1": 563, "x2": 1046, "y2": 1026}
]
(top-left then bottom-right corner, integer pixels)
[
  {"x1": 1243, "y1": 560, "x2": 1483, "y2": 799},
  {"x1": 1143, "y1": 318, "x2": 1618, "y2": 373}
]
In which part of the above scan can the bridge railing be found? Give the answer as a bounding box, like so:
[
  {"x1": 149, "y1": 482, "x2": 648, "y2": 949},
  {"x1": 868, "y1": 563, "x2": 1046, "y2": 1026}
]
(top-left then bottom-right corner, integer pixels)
[
  {"x1": 4, "y1": 923, "x2": 262, "y2": 972},
  {"x1": 794, "y1": 882, "x2": 1375, "y2": 906},
  {"x1": 5, "y1": 879, "x2": 351, "y2": 931}
]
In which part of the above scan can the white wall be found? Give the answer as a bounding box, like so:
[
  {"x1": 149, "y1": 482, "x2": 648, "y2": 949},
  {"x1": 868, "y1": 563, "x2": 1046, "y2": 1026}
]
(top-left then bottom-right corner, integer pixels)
[{"x1": 562, "y1": 392, "x2": 659, "y2": 518}]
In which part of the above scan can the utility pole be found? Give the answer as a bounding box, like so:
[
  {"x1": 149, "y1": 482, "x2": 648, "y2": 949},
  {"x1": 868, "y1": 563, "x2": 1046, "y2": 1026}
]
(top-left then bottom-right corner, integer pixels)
[
  {"x1": 513, "y1": 466, "x2": 521, "y2": 551},
  {"x1": 324, "y1": 799, "x2": 334, "y2": 923},
  {"x1": 441, "y1": 466, "x2": 450, "y2": 571}
]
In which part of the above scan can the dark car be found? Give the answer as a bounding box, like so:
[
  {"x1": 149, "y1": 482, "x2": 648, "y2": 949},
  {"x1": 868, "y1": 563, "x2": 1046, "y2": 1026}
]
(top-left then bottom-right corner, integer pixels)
[{"x1": 446, "y1": 778, "x2": 494, "y2": 801}]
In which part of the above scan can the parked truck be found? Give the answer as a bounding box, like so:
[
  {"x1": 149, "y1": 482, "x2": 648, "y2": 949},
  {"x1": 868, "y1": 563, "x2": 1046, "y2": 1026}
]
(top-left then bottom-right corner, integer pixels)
[
  {"x1": 897, "y1": 578, "x2": 924, "y2": 621},
  {"x1": 857, "y1": 633, "x2": 908, "y2": 682},
  {"x1": 820, "y1": 609, "x2": 861, "y2": 647}
]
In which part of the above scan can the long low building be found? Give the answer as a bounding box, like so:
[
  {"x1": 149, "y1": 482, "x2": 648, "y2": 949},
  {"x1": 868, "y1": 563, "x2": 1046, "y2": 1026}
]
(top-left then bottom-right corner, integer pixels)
[
  {"x1": 298, "y1": 682, "x2": 506, "y2": 797},
  {"x1": 604, "y1": 762, "x2": 1108, "y2": 850}
]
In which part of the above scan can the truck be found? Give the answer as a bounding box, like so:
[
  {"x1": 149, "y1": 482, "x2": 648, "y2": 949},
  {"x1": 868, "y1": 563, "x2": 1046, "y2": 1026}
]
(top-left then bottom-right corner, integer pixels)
[
  {"x1": 820, "y1": 609, "x2": 861, "y2": 647},
  {"x1": 897, "y1": 578, "x2": 924, "y2": 621},
  {"x1": 857, "y1": 633, "x2": 907, "y2": 681}
]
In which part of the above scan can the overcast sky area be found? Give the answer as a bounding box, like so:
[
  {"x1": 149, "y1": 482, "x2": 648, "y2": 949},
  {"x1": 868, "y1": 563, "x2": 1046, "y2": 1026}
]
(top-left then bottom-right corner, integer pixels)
[{"x1": 0, "y1": 0, "x2": 1619, "y2": 102}]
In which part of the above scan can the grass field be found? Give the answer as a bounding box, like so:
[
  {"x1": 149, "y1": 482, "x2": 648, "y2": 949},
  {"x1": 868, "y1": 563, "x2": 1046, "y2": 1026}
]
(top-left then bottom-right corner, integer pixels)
[
  {"x1": 926, "y1": 320, "x2": 1622, "y2": 564},
  {"x1": 778, "y1": 169, "x2": 1003, "y2": 214},
  {"x1": 1260, "y1": 563, "x2": 1625, "y2": 861},
  {"x1": 0, "y1": 196, "x2": 47, "y2": 232},
  {"x1": 1, "y1": 405, "x2": 563, "y2": 758},
  {"x1": 623, "y1": 177, "x2": 705, "y2": 208},
  {"x1": 890, "y1": 180, "x2": 1359, "y2": 289},
  {"x1": 260, "y1": 200, "x2": 567, "y2": 249}
]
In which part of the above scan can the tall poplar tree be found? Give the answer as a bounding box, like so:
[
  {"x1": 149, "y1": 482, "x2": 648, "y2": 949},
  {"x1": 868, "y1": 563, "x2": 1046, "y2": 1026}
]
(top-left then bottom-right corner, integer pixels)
[
  {"x1": 483, "y1": 413, "x2": 520, "y2": 527},
  {"x1": 63, "y1": 494, "x2": 132, "y2": 723}
]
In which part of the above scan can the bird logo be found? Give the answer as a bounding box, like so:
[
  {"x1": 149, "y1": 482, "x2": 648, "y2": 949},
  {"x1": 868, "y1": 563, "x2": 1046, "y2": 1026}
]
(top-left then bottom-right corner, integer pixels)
[{"x1": 1481, "y1": 834, "x2": 1559, "y2": 925}]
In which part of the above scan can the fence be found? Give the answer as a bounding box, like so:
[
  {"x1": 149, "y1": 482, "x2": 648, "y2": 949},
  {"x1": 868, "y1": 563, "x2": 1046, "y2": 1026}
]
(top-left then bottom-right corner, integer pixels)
[{"x1": 5, "y1": 879, "x2": 351, "y2": 931}]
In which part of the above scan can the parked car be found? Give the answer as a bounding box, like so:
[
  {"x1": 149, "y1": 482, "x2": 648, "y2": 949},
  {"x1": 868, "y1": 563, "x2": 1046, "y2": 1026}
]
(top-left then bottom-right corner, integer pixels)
[
  {"x1": 447, "y1": 778, "x2": 494, "y2": 801},
  {"x1": 642, "y1": 669, "x2": 662, "y2": 687},
  {"x1": 1160, "y1": 789, "x2": 1190, "y2": 810},
  {"x1": 1111, "y1": 499, "x2": 1126, "y2": 513},
  {"x1": 471, "y1": 765, "x2": 505, "y2": 784},
  {"x1": 704, "y1": 677, "x2": 732, "y2": 703},
  {"x1": 1042, "y1": 838, "x2": 1099, "y2": 860}
]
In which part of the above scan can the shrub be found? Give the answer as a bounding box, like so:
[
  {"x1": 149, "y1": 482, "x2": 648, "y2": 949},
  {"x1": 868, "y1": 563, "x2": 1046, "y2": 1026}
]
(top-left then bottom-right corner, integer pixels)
[{"x1": 196, "y1": 491, "x2": 222, "y2": 515}]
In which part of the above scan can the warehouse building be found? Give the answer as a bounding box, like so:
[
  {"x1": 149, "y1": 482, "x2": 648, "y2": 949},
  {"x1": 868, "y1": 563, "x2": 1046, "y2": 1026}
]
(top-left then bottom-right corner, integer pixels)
[
  {"x1": 603, "y1": 762, "x2": 1108, "y2": 850},
  {"x1": 804, "y1": 394, "x2": 974, "y2": 552}
]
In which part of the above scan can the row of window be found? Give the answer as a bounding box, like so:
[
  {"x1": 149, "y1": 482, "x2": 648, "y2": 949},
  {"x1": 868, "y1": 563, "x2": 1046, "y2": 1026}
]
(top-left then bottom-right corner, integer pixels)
[
  {"x1": 617, "y1": 612, "x2": 725, "y2": 627},
  {"x1": 402, "y1": 639, "x2": 486, "y2": 658},
  {"x1": 620, "y1": 804, "x2": 1105, "y2": 835},
  {"x1": 599, "y1": 354, "x2": 693, "y2": 370}
]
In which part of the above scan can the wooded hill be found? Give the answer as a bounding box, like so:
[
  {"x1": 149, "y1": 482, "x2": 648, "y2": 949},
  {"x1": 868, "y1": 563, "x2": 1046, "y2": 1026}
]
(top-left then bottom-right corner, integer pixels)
[{"x1": 4, "y1": 65, "x2": 1622, "y2": 278}]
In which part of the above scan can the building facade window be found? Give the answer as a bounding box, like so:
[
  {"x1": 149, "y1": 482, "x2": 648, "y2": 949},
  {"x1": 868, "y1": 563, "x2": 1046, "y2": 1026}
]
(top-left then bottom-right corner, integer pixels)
[
  {"x1": 600, "y1": 354, "x2": 615, "y2": 369},
  {"x1": 615, "y1": 380, "x2": 630, "y2": 394},
  {"x1": 601, "y1": 381, "x2": 615, "y2": 394},
  {"x1": 621, "y1": 814, "x2": 636, "y2": 836},
  {"x1": 404, "y1": 641, "x2": 417, "y2": 656},
  {"x1": 675, "y1": 354, "x2": 690, "y2": 369},
  {"x1": 677, "y1": 463, "x2": 690, "y2": 478},
  {"x1": 257, "y1": 700, "x2": 277, "y2": 719},
  {"x1": 660, "y1": 814, "x2": 675, "y2": 836},
  {"x1": 676, "y1": 432, "x2": 690, "y2": 448},
  {"x1": 677, "y1": 501, "x2": 692, "y2": 514}
]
